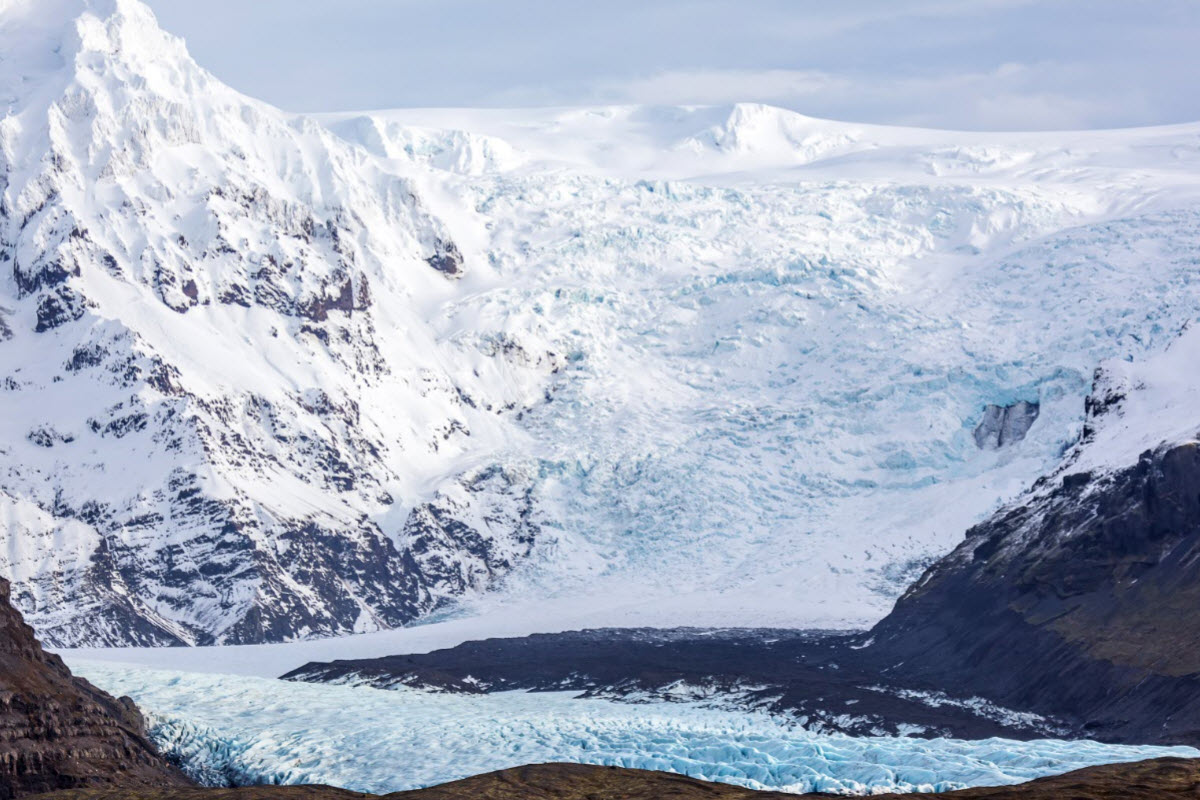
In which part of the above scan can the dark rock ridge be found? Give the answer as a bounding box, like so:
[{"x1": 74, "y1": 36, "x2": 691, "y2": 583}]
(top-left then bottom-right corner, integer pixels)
[
  {"x1": 0, "y1": 578, "x2": 188, "y2": 799},
  {"x1": 871, "y1": 440, "x2": 1200, "y2": 745},
  {"x1": 284, "y1": 627, "x2": 1068, "y2": 740}
]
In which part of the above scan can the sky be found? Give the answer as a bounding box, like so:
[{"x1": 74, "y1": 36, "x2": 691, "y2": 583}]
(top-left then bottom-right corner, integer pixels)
[{"x1": 143, "y1": 0, "x2": 1200, "y2": 131}]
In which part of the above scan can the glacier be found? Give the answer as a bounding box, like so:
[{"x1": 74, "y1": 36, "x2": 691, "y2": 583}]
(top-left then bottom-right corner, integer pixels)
[
  {"x1": 68, "y1": 659, "x2": 1200, "y2": 796},
  {"x1": 5, "y1": 0, "x2": 1200, "y2": 645}
]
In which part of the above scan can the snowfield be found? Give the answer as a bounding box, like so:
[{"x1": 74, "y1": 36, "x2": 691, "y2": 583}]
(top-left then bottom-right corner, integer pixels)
[{"x1": 69, "y1": 659, "x2": 1199, "y2": 796}]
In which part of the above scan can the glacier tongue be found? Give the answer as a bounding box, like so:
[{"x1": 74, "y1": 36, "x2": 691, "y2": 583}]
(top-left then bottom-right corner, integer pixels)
[
  {"x1": 68, "y1": 659, "x2": 1200, "y2": 795},
  {"x1": 6, "y1": 0, "x2": 1200, "y2": 645}
]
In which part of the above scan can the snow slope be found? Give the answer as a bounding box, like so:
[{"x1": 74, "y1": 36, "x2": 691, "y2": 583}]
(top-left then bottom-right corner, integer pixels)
[
  {"x1": 68, "y1": 659, "x2": 1199, "y2": 796},
  {"x1": 7, "y1": 0, "x2": 1200, "y2": 646}
]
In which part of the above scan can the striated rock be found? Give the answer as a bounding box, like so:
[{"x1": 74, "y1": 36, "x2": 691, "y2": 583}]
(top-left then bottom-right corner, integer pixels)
[{"x1": 0, "y1": 577, "x2": 188, "y2": 799}]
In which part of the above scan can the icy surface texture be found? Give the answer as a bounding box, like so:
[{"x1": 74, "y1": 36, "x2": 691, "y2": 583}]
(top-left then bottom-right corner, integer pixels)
[{"x1": 71, "y1": 660, "x2": 1199, "y2": 796}]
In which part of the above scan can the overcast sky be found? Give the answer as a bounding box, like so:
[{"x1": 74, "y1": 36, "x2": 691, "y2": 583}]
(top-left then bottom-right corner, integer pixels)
[{"x1": 143, "y1": 0, "x2": 1200, "y2": 131}]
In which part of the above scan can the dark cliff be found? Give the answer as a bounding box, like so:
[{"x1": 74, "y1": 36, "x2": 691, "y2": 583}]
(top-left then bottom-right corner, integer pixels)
[
  {"x1": 871, "y1": 441, "x2": 1200, "y2": 744},
  {"x1": 0, "y1": 577, "x2": 189, "y2": 798}
]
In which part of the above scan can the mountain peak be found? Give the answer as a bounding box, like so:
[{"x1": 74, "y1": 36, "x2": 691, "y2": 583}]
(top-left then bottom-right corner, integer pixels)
[{"x1": 0, "y1": 0, "x2": 203, "y2": 115}]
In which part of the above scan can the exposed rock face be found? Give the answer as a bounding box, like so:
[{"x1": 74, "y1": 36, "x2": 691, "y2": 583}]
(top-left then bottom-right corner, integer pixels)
[
  {"x1": 973, "y1": 401, "x2": 1039, "y2": 449},
  {"x1": 425, "y1": 240, "x2": 464, "y2": 278},
  {"x1": 0, "y1": 577, "x2": 188, "y2": 798},
  {"x1": 871, "y1": 440, "x2": 1200, "y2": 744}
]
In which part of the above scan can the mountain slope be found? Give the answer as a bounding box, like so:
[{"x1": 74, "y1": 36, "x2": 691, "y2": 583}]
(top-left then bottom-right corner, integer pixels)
[{"x1": 869, "y1": 326, "x2": 1200, "y2": 744}]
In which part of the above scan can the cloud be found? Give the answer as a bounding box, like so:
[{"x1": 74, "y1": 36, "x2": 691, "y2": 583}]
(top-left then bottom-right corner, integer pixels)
[
  {"x1": 601, "y1": 69, "x2": 849, "y2": 108},
  {"x1": 145, "y1": 0, "x2": 1200, "y2": 131},
  {"x1": 491, "y1": 61, "x2": 1164, "y2": 131}
]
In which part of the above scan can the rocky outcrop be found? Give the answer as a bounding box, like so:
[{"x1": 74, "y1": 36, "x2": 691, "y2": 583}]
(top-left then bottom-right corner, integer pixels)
[
  {"x1": 0, "y1": 578, "x2": 188, "y2": 798},
  {"x1": 425, "y1": 240, "x2": 464, "y2": 278},
  {"x1": 973, "y1": 401, "x2": 1039, "y2": 449}
]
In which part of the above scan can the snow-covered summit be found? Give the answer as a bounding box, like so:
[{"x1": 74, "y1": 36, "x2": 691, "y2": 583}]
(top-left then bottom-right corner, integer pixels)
[{"x1": 6, "y1": 0, "x2": 1200, "y2": 647}]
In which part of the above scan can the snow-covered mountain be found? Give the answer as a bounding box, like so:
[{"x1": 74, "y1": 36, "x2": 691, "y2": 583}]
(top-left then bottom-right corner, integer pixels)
[
  {"x1": 0, "y1": 0, "x2": 551, "y2": 646},
  {"x1": 5, "y1": 0, "x2": 1200, "y2": 647}
]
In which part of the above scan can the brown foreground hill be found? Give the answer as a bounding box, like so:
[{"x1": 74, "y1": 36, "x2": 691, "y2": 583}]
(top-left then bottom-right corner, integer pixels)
[
  {"x1": 26, "y1": 758, "x2": 1200, "y2": 800},
  {"x1": 0, "y1": 578, "x2": 188, "y2": 798}
]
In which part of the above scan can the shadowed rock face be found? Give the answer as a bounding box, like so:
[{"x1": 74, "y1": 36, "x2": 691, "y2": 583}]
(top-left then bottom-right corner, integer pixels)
[
  {"x1": 973, "y1": 401, "x2": 1039, "y2": 449},
  {"x1": 0, "y1": 578, "x2": 189, "y2": 799},
  {"x1": 871, "y1": 441, "x2": 1200, "y2": 744}
]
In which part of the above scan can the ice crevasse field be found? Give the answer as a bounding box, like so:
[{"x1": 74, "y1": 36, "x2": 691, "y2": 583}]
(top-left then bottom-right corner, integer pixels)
[
  {"x1": 67, "y1": 660, "x2": 1200, "y2": 796},
  {"x1": 326, "y1": 103, "x2": 1200, "y2": 630},
  {"x1": 7, "y1": 0, "x2": 1200, "y2": 639}
]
